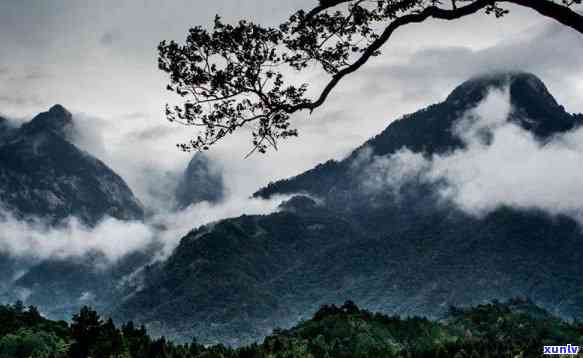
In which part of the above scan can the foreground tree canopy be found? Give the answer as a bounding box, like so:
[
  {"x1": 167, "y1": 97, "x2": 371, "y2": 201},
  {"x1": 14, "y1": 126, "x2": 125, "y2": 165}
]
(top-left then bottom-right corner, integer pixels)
[
  {"x1": 158, "y1": 0, "x2": 583, "y2": 154},
  {"x1": 2, "y1": 299, "x2": 583, "y2": 357}
]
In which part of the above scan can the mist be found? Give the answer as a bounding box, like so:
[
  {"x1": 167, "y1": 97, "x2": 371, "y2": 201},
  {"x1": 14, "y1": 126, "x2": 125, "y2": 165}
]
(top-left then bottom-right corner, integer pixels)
[
  {"x1": 149, "y1": 194, "x2": 293, "y2": 259},
  {"x1": 0, "y1": 210, "x2": 155, "y2": 263},
  {"x1": 69, "y1": 112, "x2": 189, "y2": 213},
  {"x1": 0, "y1": 194, "x2": 289, "y2": 265},
  {"x1": 4, "y1": 86, "x2": 583, "y2": 265},
  {"x1": 359, "y1": 88, "x2": 583, "y2": 223},
  {"x1": 430, "y1": 89, "x2": 583, "y2": 221},
  {"x1": 0, "y1": 104, "x2": 296, "y2": 269}
]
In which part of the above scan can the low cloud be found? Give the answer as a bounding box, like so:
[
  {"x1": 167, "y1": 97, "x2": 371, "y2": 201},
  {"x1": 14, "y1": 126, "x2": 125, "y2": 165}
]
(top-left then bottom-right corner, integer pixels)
[
  {"x1": 354, "y1": 146, "x2": 430, "y2": 196},
  {"x1": 359, "y1": 88, "x2": 583, "y2": 223},
  {"x1": 68, "y1": 110, "x2": 295, "y2": 212},
  {"x1": 150, "y1": 194, "x2": 292, "y2": 259},
  {"x1": 0, "y1": 107, "x2": 292, "y2": 266},
  {"x1": 0, "y1": 194, "x2": 289, "y2": 264},
  {"x1": 0, "y1": 211, "x2": 155, "y2": 263},
  {"x1": 430, "y1": 89, "x2": 583, "y2": 220},
  {"x1": 68, "y1": 113, "x2": 188, "y2": 213}
]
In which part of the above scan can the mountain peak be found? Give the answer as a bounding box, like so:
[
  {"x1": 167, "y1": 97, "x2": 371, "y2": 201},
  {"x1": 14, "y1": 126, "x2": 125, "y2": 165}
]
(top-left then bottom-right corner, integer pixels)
[
  {"x1": 175, "y1": 152, "x2": 225, "y2": 209},
  {"x1": 48, "y1": 104, "x2": 72, "y2": 117},
  {"x1": 446, "y1": 71, "x2": 552, "y2": 106},
  {"x1": 0, "y1": 103, "x2": 145, "y2": 226},
  {"x1": 445, "y1": 71, "x2": 573, "y2": 137},
  {"x1": 21, "y1": 104, "x2": 74, "y2": 138}
]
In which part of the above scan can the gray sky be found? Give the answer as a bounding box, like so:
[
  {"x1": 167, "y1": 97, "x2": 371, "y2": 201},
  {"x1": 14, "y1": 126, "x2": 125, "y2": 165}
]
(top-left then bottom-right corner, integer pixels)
[{"x1": 1, "y1": 0, "x2": 582, "y2": 200}]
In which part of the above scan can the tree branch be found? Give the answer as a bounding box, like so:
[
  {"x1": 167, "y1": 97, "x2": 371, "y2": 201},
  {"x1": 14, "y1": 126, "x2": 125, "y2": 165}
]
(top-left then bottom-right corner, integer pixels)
[
  {"x1": 292, "y1": 0, "x2": 583, "y2": 114},
  {"x1": 295, "y1": 0, "x2": 494, "y2": 113},
  {"x1": 502, "y1": 0, "x2": 583, "y2": 33},
  {"x1": 304, "y1": 0, "x2": 352, "y2": 23},
  {"x1": 162, "y1": 0, "x2": 583, "y2": 153}
]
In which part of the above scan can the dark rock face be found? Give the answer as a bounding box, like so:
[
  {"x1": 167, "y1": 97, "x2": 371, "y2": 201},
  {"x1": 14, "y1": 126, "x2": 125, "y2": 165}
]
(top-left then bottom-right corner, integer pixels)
[
  {"x1": 0, "y1": 105, "x2": 144, "y2": 226},
  {"x1": 114, "y1": 72, "x2": 583, "y2": 345},
  {"x1": 174, "y1": 152, "x2": 224, "y2": 209}
]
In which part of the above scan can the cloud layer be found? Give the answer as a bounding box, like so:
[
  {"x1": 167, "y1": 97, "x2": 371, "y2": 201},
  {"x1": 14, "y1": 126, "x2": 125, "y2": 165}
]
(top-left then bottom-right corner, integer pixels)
[
  {"x1": 360, "y1": 88, "x2": 583, "y2": 223},
  {"x1": 0, "y1": 212, "x2": 155, "y2": 263},
  {"x1": 0, "y1": 194, "x2": 289, "y2": 264}
]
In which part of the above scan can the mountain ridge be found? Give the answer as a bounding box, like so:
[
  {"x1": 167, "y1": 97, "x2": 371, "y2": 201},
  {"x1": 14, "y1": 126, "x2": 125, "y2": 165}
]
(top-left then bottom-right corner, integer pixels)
[
  {"x1": 114, "y1": 72, "x2": 583, "y2": 345},
  {"x1": 253, "y1": 71, "x2": 583, "y2": 200}
]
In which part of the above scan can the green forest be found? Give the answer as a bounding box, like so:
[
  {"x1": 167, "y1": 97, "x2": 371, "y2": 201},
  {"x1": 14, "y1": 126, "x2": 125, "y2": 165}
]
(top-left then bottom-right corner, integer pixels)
[{"x1": 1, "y1": 298, "x2": 581, "y2": 358}]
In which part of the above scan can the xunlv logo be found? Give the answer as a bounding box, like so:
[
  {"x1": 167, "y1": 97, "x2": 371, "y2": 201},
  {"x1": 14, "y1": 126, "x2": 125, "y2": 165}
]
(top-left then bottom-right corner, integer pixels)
[{"x1": 543, "y1": 344, "x2": 580, "y2": 355}]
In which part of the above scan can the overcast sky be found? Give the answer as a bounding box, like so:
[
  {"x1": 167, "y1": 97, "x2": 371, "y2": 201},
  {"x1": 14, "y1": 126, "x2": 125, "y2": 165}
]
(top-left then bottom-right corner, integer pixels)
[{"x1": 1, "y1": 0, "x2": 582, "y2": 199}]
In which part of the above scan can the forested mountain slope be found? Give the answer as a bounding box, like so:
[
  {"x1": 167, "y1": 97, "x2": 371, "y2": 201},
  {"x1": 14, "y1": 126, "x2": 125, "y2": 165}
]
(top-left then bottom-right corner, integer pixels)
[{"x1": 115, "y1": 73, "x2": 583, "y2": 344}]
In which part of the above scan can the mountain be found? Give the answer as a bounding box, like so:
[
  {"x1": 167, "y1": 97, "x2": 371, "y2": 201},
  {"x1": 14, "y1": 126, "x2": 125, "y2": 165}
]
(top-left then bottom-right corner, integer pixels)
[
  {"x1": 19, "y1": 104, "x2": 75, "y2": 139},
  {"x1": 115, "y1": 198, "x2": 360, "y2": 345},
  {"x1": 0, "y1": 105, "x2": 148, "y2": 321},
  {"x1": 0, "y1": 104, "x2": 144, "y2": 226},
  {"x1": 2, "y1": 248, "x2": 157, "y2": 321},
  {"x1": 115, "y1": 72, "x2": 583, "y2": 345},
  {"x1": 254, "y1": 72, "x2": 582, "y2": 201},
  {"x1": 174, "y1": 152, "x2": 224, "y2": 209}
]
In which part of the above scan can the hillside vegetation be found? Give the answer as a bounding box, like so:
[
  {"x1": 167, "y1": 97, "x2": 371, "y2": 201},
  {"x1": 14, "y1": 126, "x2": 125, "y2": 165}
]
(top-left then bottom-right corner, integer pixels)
[
  {"x1": 1, "y1": 299, "x2": 582, "y2": 357},
  {"x1": 115, "y1": 73, "x2": 583, "y2": 344}
]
